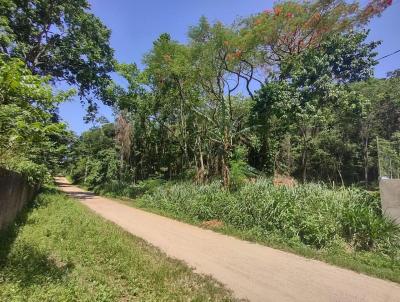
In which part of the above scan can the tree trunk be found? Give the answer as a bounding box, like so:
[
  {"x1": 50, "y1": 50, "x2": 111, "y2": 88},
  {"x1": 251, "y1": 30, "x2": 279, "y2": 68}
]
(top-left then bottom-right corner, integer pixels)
[
  {"x1": 221, "y1": 154, "x2": 230, "y2": 189},
  {"x1": 84, "y1": 159, "x2": 89, "y2": 185},
  {"x1": 300, "y1": 126, "x2": 309, "y2": 183},
  {"x1": 120, "y1": 141, "x2": 124, "y2": 179},
  {"x1": 363, "y1": 136, "x2": 369, "y2": 187},
  {"x1": 196, "y1": 137, "x2": 206, "y2": 184},
  {"x1": 302, "y1": 151, "x2": 307, "y2": 183}
]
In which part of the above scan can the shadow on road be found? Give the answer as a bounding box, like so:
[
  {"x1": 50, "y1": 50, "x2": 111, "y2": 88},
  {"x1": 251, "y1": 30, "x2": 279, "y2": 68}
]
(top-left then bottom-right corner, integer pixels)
[{"x1": 55, "y1": 178, "x2": 96, "y2": 201}]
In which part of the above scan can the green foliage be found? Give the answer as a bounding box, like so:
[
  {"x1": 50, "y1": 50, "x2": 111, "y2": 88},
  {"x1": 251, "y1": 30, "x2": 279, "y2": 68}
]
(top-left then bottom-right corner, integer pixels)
[
  {"x1": 96, "y1": 178, "x2": 167, "y2": 199},
  {"x1": 0, "y1": 190, "x2": 235, "y2": 301},
  {"x1": 229, "y1": 146, "x2": 256, "y2": 190},
  {"x1": 250, "y1": 30, "x2": 388, "y2": 183},
  {"x1": 251, "y1": 81, "x2": 297, "y2": 174},
  {"x1": 377, "y1": 136, "x2": 400, "y2": 179},
  {"x1": 0, "y1": 156, "x2": 49, "y2": 184},
  {"x1": 138, "y1": 179, "x2": 400, "y2": 252},
  {"x1": 0, "y1": 0, "x2": 115, "y2": 110},
  {"x1": 68, "y1": 123, "x2": 120, "y2": 189},
  {"x1": 0, "y1": 56, "x2": 73, "y2": 183},
  {"x1": 240, "y1": 0, "x2": 388, "y2": 64},
  {"x1": 67, "y1": 1, "x2": 395, "y2": 188}
]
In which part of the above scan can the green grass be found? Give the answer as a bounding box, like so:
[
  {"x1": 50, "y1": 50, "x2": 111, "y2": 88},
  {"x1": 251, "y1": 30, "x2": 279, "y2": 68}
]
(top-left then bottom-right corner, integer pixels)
[
  {"x1": 92, "y1": 178, "x2": 400, "y2": 284},
  {"x1": 0, "y1": 189, "x2": 236, "y2": 301}
]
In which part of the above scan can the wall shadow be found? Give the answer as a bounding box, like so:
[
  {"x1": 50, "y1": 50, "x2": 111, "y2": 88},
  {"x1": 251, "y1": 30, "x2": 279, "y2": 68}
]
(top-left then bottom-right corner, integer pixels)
[
  {"x1": 0, "y1": 188, "x2": 73, "y2": 286},
  {"x1": 0, "y1": 201, "x2": 33, "y2": 268},
  {"x1": 2, "y1": 243, "x2": 73, "y2": 286}
]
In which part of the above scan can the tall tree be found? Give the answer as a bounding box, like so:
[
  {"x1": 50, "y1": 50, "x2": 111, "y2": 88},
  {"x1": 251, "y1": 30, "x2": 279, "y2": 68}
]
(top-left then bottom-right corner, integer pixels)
[
  {"x1": 67, "y1": 0, "x2": 394, "y2": 189},
  {"x1": 0, "y1": 56, "x2": 73, "y2": 182},
  {"x1": 0, "y1": 0, "x2": 115, "y2": 111},
  {"x1": 252, "y1": 31, "x2": 379, "y2": 182}
]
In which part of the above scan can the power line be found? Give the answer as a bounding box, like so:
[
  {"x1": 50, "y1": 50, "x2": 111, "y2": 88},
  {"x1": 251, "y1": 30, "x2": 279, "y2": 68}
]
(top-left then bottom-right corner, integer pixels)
[{"x1": 377, "y1": 49, "x2": 400, "y2": 61}]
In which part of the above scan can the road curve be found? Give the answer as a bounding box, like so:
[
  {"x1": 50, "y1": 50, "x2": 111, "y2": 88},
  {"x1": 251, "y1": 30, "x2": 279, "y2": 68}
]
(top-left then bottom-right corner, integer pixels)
[{"x1": 56, "y1": 177, "x2": 400, "y2": 302}]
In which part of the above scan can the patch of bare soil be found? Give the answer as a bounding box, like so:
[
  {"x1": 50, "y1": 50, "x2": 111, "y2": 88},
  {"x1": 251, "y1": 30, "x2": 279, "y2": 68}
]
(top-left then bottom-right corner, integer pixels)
[
  {"x1": 273, "y1": 175, "x2": 297, "y2": 187},
  {"x1": 201, "y1": 219, "x2": 224, "y2": 229}
]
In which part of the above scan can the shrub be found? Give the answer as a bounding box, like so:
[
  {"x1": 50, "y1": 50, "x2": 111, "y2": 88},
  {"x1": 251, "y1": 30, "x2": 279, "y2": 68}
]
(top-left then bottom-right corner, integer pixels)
[
  {"x1": 93, "y1": 178, "x2": 167, "y2": 199},
  {"x1": 229, "y1": 146, "x2": 257, "y2": 190}
]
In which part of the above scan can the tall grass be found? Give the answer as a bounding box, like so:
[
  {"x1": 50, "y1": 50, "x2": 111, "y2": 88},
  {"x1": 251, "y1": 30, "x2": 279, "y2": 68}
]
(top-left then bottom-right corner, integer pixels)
[
  {"x1": 137, "y1": 179, "x2": 400, "y2": 254},
  {"x1": 93, "y1": 178, "x2": 166, "y2": 199}
]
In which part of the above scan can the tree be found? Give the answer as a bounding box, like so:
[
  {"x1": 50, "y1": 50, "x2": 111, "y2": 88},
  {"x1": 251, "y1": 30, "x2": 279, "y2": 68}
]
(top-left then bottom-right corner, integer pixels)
[
  {"x1": 0, "y1": 56, "x2": 73, "y2": 183},
  {"x1": 66, "y1": 0, "x2": 394, "y2": 189},
  {"x1": 233, "y1": 0, "x2": 391, "y2": 88},
  {"x1": 0, "y1": 0, "x2": 115, "y2": 112},
  {"x1": 351, "y1": 75, "x2": 400, "y2": 184},
  {"x1": 387, "y1": 69, "x2": 400, "y2": 79},
  {"x1": 69, "y1": 122, "x2": 119, "y2": 187},
  {"x1": 252, "y1": 31, "x2": 379, "y2": 182}
]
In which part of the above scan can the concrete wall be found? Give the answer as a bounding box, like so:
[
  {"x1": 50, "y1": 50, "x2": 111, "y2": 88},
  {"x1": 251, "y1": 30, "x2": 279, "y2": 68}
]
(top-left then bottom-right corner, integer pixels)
[
  {"x1": 0, "y1": 168, "x2": 37, "y2": 231},
  {"x1": 380, "y1": 179, "x2": 400, "y2": 225}
]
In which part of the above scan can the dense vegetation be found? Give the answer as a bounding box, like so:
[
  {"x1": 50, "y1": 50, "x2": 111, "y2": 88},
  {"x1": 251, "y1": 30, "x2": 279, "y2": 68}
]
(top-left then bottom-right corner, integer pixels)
[
  {"x1": 0, "y1": 190, "x2": 235, "y2": 301},
  {"x1": 68, "y1": 0, "x2": 399, "y2": 189},
  {"x1": 0, "y1": 0, "x2": 115, "y2": 114},
  {"x1": 0, "y1": 0, "x2": 116, "y2": 183},
  {"x1": 138, "y1": 181, "x2": 395, "y2": 250},
  {"x1": 0, "y1": 56, "x2": 72, "y2": 183},
  {"x1": 1, "y1": 0, "x2": 397, "y2": 187}
]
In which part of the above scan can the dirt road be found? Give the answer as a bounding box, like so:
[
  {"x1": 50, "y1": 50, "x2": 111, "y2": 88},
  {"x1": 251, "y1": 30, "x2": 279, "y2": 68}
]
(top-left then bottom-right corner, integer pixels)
[{"x1": 56, "y1": 177, "x2": 400, "y2": 302}]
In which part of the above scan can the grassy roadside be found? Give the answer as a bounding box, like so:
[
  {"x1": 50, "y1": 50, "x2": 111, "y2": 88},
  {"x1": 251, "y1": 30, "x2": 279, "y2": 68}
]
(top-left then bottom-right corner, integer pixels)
[
  {"x1": 87, "y1": 180, "x2": 400, "y2": 284},
  {"x1": 0, "y1": 189, "x2": 237, "y2": 301}
]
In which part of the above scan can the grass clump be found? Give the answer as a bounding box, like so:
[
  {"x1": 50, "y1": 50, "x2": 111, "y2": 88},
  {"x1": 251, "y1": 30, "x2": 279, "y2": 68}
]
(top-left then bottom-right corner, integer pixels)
[
  {"x1": 0, "y1": 189, "x2": 236, "y2": 301},
  {"x1": 133, "y1": 179, "x2": 400, "y2": 283}
]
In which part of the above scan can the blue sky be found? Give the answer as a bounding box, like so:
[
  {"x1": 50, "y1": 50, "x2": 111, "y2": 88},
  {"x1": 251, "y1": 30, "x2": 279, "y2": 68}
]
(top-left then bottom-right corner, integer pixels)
[{"x1": 59, "y1": 0, "x2": 400, "y2": 134}]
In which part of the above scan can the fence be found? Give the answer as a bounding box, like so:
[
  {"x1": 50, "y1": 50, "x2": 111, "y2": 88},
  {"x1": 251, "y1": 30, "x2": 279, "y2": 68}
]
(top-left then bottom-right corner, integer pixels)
[
  {"x1": 377, "y1": 137, "x2": 400, "y2": 224},
  {"x1": 377, "y1": 137, "x2": 400, "y2": 179}
]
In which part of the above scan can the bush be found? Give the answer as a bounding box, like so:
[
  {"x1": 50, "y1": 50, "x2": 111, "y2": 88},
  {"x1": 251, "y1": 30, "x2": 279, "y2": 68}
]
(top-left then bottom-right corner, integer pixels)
[
  {"x1": 229, "y1": 146, "x2": 257, "y2": 190},
  {"x1": 0, "y1": 156, "x2": 49, "y2": 185},
  {"x1": 93, "y1": 178, "x2": 167, "y2": 199}
]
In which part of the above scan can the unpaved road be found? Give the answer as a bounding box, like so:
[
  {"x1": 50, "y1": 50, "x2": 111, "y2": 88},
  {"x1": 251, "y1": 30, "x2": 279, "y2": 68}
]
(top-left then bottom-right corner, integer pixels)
[{"x1": 56, "y1": 177, "x2": 400, "y2": 302}]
